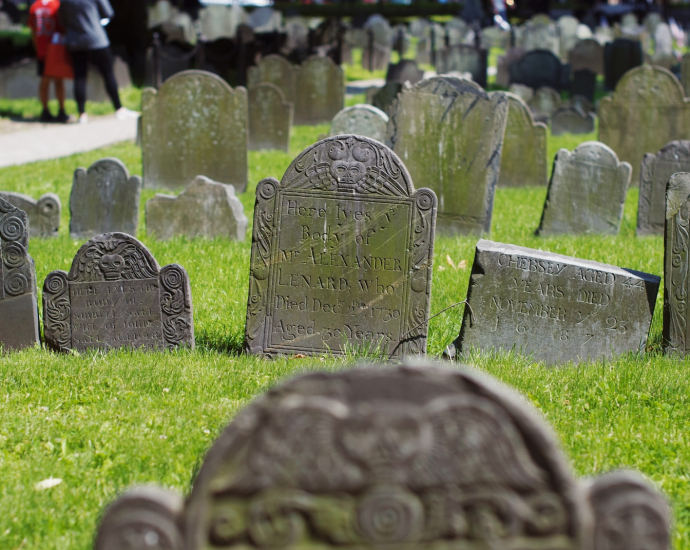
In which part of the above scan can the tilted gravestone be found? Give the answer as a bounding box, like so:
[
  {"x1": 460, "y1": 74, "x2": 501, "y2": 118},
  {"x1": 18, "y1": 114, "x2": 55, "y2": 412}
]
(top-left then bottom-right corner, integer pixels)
[
  {"x1": 537, "y1": 142, "x2": 631, "y2": 236},
  {"x1": 638, "y1": 141, "x2": 690, "y2": 236},
  {"x1": 385, "y1": 59, "x2": 424, "y2": 85},
  {"x1": 244, "y1": 135, "x2": 437, "y2": 357},
  {"x1": 329, "y1": 104, "x2": 389, "y2": 143},
  {"x1": 496, "y1": 92, "x2": 547, "y2": 187},
  {"x1": 248, "y1": 83, "x2": 292, "y2": 152},
  {"x1": 92, "y1": 361, "x2": 673, "y2": 550},
  {"x1": 388, "y1": 76, "x2": 508, "y2": 236},
  {"x1": 142, "y1": 70, "x2": 248, "y2": 192},
  {"x1": 599, "y1": 65, "x2": 690, "y2": 183},
  {"x1": 43, "y1": 233, "x2": 194, "y2": 353},
  {"x1": 527, "y1": 86, "x2": 562, "y2": 122},
  {"x1": 247, "y1": 54, "x2": 295, "y2": 104},
  {"x1": 604, "y1": 38, "x2": 643, "y2": 91},
  {"x1": 146, "y1": 175, "x2": 248, "y2": 241},
  {"x1": 509, "y1": 49, "x2": 571, "y2": 91},
  {"x1": 69, "y1": 158, "x2": 141, "y2": 239},
  {"x1": 437, "y1": 45, "x2": 488, "y2": 88},
  {"x1": 294, "y1": 56, "x2": 345, "y2": 125},
  {"x1": 568, "y1": 38, "x2": 604, "y2": 74},
  {"x1": 0, "y1": 192, "x2": 60, "y2": 238},
  {"x1": 450, "y1": 239, "x2": 660, "y2": 364},
  {"x1": 551, "y1": 107, "x2": 596, "y2": 136}
]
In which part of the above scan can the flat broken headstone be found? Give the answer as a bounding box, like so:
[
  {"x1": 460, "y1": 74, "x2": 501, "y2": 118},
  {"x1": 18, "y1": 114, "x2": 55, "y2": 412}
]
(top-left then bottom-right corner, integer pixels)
[
  {"x1": 550, "y1": 107, "x2": 596, "y2": 136},
  {"x1": 450, "y1": 239, "x2": 660, "y2": 364},
  {"x1": 248, "y1": 82, "x2": 292, "y2": 152},
  {"x1": 0, "y1": 191, "x2": 60, "y2": 238},
  {"x1": 244, "y1": 135, "x2": 437, "y2": 357},
  {"x1": 329, "y1": 104, "x2": 389, "y2": 143},
  {"x1": 293, "y1": 56, "x2": 344, "y2": 125},
  {"x1": 43, "y1": 232, "x2": 194, "y2": 353}
]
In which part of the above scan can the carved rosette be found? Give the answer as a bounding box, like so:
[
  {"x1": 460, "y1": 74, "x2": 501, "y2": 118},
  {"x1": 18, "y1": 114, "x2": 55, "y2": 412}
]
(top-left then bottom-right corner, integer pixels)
[
  {"x1": 0, "y1": 196, "x2": 35, "y2": 301},
  {"x1": 160, "y1": 263, "x2": 194, "y2": 348}
]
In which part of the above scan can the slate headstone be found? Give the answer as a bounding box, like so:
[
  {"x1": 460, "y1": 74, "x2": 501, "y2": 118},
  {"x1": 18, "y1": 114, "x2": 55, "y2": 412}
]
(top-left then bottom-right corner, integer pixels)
[
  {"x1": 69, "y1": 158, "x2": 141, "y2": 239},
  {"x1": 43, "y1": 233, "x2": 194, "y2": 353},
  {"x1": 604, "y1": 38, "x2": 643, "y2": 90},
  {"x1": 437, "y1": 45, "x2": 488, "y2": 88},
  {"x1": 0, "y1": 192, "x2": 60, "y2": 238},
  {"x1": 385, "y1": 59, "x2": 424, "y2": 85},
  {"x1": 551, "y1": 107, "x2": 596, "y2": 135},
  {"x1": 450, "y1": 239, "x2": 660, "y2": 363},
  {"x1": 518, "y1": 14, "x2": 560, "y2": 56},
  {"x1": 371, "y1": 81, "x2": 403, "y2": 115},
  {"x1": 244, "y1": 135, "x2": 437, "y2": 357},
  {"x1": 509, "y1": 49, "x2": 571, "y2": 91},
  {"x1": 247, "y1": 54, "x2": 295, "y2": 104},
  {"x1": 248, "y1": 83, "x2": 292, "y2": 152},
  {"x1": 528, "y1": 86, "x2": 562, "y2": 121},
  {"x1": 537, "y1": 142, "x2": 631, "y2": 235},
  {"x1": 146, "y1": 176, "x2": 247, "y2": 241},
  {"x1": 329, "y1": 104, "x2": 389, "y2": 143},
  {"x1": 294, "y1": 56, "x2": 345, "y2": 125}
]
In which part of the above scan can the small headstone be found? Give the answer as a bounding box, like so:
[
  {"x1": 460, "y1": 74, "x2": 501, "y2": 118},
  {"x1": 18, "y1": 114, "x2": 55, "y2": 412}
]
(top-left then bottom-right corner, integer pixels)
[
  {"x1": 557, "y1": 15, "x2": 580, "y2": 60},
  {"x1": 445, "y1": 17, "x2": 470, "y2": 46},
  {"x1": 371, "y1": 81, "x2": 403, "y2": 115},
  {"x1": 569, "y1": 94, "x2": 594, "y2": 114},
  {"x1": 528, "y1": 86, "x2": 562, "y2": 121},
  {"x1": 537, "y1": 142, "x2": 631, "y2": 235},
  {"x1": 43, "y1": 233, "x2": 194, "y2": 353},
  {"x1": 509, "y1": 49, "x2": 571, "y2": 91},
  {"x1": 294, "y1": 56, "x2": 345, "y2": 125},
  {"x1": 385, "y1": 59, "x2": 424, "y2": 85},
  {"x1": 437, "y1": 45, "x2": 488, "y2": 88},
  {"x1": 551, "y1": 107, "x2": 596, "y2": 135},
  {"x1": 569, "y1": 38, "x2": 604, "y2": 75},
  {"x1": 517, "y1": 14, "x2": 560, "y2": 56},
  {"x1": 570, "y1": 68, "x2": 597, "y2": 101},
  {"x1": 146, "y1": 176, "x2": 247, "y2": 241},
  {"x1": 509, "y1": 83, "x2": 534, "y2": 103},
  {"x1": 0, "y1": 192, "x2": 60, "y2": 238},
  {"x1": 247, "y1": 54, "x2": 295, "y2": 104},
  {"x1": 621, "y1": 13, "x2": 640, "y2": 33},
  {"x1": 450, "y1": 239, "x2": 660, "y2": 363},
  {"x1": 248, "y1": 83, "x2": 292, "y2": 152},
  {"x1": 329, "y1": 104, "x2": 389, "y2": 143},
  {"x1": 637, "y1": 140, "x2": 690, "y2": 236},
  {"x1": 654, "y1": 22, "x2": 674, "y2": 55},
  {"x1": 69, "y1": 158, "x2": 141, "y2": 239},
  {"x1": 604, "y1": 38, "x2": 643, "y2": 90}
]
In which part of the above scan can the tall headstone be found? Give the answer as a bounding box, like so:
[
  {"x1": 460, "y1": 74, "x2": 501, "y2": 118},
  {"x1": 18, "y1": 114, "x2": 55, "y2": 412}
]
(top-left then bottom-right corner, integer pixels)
[
  {"x1": 248, "y1": 54, "x2": 295, "y2": 104},
  {"x1": 69, "y1": 158, "x2": 141, "y2": 239},
  {"x1": 248, "y1": 83, "x2": 292, "y2": 152},
  {"x1": 329, "y1": 105, "x2": 389, "y2": 143},
  {"x1": 385, "y1": 59, "x2": 424, "y2": 85},
  {"x1": 43, "y1": 233, "x2": 194, "y2": 353},
  {"x1": 509, "y1": 49, "x2": 571, "y2": 91},
  {"x1": 445, "y1": 17, "x2": 470, "y2": 46},
  {"x1": 388, "y1": 76, "x2": 508, "y2": 236},
  {"x1": 437, "y1": 45, "x2": 488, "y2": 88},
  {"x1": 558, "y1": 15, "x2": 580, "y2": 60},
  {"x1": 294, "y1": 56, "x2": 345, "y2": 125},
  {"x1": 537, "y1": 142, "x2": 632, "y2": 235},
  {"x1": 638, "y1": 140, "x2": 690, "y2": 236},
  {"x1": 517, "y1": 14, "x2": 560, "y2": 56},
  {"x1": 244, "y1": 135, "x2": 436, "y2": 357},
  {"x1": 481, "y1": 26, "x2": 510, "y2": 49},
  {"x1": 0, "y1": 192, "x2": 60, "y2": 238},
  {"x1": 142, "y1": 70, "x2": 248, "y2": 192},
  {"x1": 604, "y1": 38, "x2": 643, "y2": 90},
  {"x1": 551, "y1": 107, "x2": 596, "y2": 135},
  {"x1": 568, "y1": 39, "x2": 605, "y2": 74}
]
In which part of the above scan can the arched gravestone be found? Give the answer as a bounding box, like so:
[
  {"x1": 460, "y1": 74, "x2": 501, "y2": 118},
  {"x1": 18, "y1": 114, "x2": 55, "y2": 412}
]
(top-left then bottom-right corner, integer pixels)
[
  {"x1": 43, "y1": 233, "x2": 194, "y2": 353},
  {"x1": 91, "y1": 362, "x2": 673, "y2": 550},
  {"x1": 294, "y1": 56, "x2": 345, "y2": 125},
  {"x1": 248, "y1": 83, "x2": 293, "y2": 152},
  {"x1": 141, "y1": 70, "x2": 248, "y2": 192},
  {"x1": 568, "y1": 38, "x2": 604, "y2": 75},
  {"x1": 599, "y1": 65, "x2": 690, "y2": 183},
  {"x1": 0, "y1": 191, "x2": 60, "y2": 238},
  {"x1": 244, "y1": 135, "x2": 436, "y2": 358},
  {"x1": 247, "y1": 54, "x2": 295, "y2": 104},
  {"x1": 509, "y1": 49, "x2": 571, "y2": 91},
  {"x1": 388, "y1": 76, "x2": 508, "y2": 236},
  {"x1": 604, "y1": 38, "x2": 643, "y2": 91},
  {"x1": 329, "y1": 104, "x2": 389, "y2": 143}
]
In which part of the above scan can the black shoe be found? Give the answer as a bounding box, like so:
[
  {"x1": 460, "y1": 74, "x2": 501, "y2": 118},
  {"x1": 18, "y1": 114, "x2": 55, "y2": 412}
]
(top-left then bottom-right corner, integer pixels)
[
  {"x1": 55, "y1": 110, "x2": 69, "y2": 124},
  {"x1": 39, "y1": 109, "x2": 55, "y2": 123}
]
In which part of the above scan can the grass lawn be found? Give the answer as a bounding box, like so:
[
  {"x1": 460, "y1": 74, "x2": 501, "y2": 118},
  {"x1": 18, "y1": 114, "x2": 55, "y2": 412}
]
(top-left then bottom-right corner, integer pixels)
[{"x1": 0, "y1": 118, "x2": 689, "y2": 550}]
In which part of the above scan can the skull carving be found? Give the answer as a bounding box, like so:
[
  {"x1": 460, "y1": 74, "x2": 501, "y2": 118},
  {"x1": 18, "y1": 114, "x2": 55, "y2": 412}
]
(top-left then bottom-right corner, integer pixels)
[
  {"x1": 327, "y1": 139, "x2": 376, "y2": 190},
  {"x1": 330, "y1": 160, "x2": 367, "y2": 187},
  {"x1": 100, "y1": 254, "x2": 125, "y2": 280}
]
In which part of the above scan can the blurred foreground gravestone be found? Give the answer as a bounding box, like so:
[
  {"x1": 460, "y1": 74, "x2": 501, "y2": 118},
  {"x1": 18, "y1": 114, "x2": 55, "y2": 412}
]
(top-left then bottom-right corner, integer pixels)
[
  {"x1": 294, "y1": 56, "x2": 344, "y2": 125},
  {"x1": 0, "y1": 192, "x2": 60, "y2": 238},
  {"x1": 43, "y1": 233, "x2": 194, "y2": 353},
  {"x1": 248, "y1": 83, "x2": 292, "y2": 152},
  {"x1": 449, "y1": 239, "x2": 660, "y2": 364},
  {"x1": 244, "y1": 135, "x2": 437, "y2": 357},
  {"x1": 329, "y1": 104, "x2": 388, "y2": 143}
]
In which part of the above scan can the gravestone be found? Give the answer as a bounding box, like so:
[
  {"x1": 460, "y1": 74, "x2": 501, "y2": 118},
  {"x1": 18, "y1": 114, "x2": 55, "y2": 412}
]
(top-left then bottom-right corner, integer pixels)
[
  {"x1": 644, "y1": 12, "x2": 663, "y2": 36},
  {"x1": 43, "y1": 233, "x2": 194, "y2": 353},
  {"x1": 294, "y1": 56, "x2": 345, "y2": 125},
  {"x1": 558, "y1": 15, "x2": 579, "y2": 60},
  {"x1": 518, "y1": 14, "x2": 559, "y2": 56},
  {"x1": 509, "y1": 49, "x2": 571, "y2": 91},
  {"x1": 576, "y1": 24, "x2": 593, "y2": 40},
  {"x1": 0, "y1": 197, "x2": 40, "y2": 351},
  {"x1": 509, "y1": 83, "x2": 534, "y2": 103},
  {"x1": 363, "y1": 18, "x2": 393, "y2": 71},
  {"x1": 146, "y1": 176, "x2": 247, "y2": 241},
  {"x1": 329, "y1": 105, "x2": 389, "y2": 143},
  {"x1": 284, "y1": 19, "x2": 309, "y2": 56},
  {"x1": 496, "y1": 47, "x2": 525, "y2": 87},
  {"x1": 388, "y1": 76, "x2": 508, "y2": 235},
  {"x1": 481, "y1": 26, "x2": 510, "y2": 49},
  {"x1": 445, "y1": 17, "x2": 469, "y2": 46},
  {"x1": 142, "y1": 70, "x2": 248, "y2": 192},
  {"x1": 570, "y1": 68, "x2": 596, "y2": 101},
  {"x1": 0, "y1": 192, "x2": 60, "y2": 238},
  {"x1": 599, "y1": 65, "x2": 690, "y2": 183},
  {"x1": 437, "y1": 45, "x2": 488, "y2": 88},
  {"x1": 247, "y1": 7, "x2": 281, "y2": 33},
  {"x1": 198, "y1": 4, "x2": 247, "y2": 40},
  {"x1": 604, "y1": 38, "x2": 643, "y2": 90},
  {"x1": 537, "y1": 142, "x2": 631, "y2": 235},
  {"x1": 371, "y1": 81, "x2": 403, "y2": 115},
  {"x1": 551, "y1": 108, "x2": 596, "y2": 135},
  {"x1": 450, "y1": 239, "x2": 660, "y2": 363},
  {"x1": 528, "y1": 86, "x2": 562, "y2": 121},
  {"x1": 248, "y1": 83, "x2": 292, "y2": 152},
  {"x1": 682, "y1": 53, "x2": 690, "y2": 96},
  {"x1": 496, "y1": 93, "x2": 548, "y2": 188},
  {"x1": 570, "y1": 94, "x2": 594, "y2": 114},
  {"x1": 385, "y1": 59, "x2": 424, "y2": 85},
  {"x1": 244, "y1": 135, "x2": 436, "y2": 357},
  {"x1": 568, "y1": 39, "x2": 604, "y2": 75},
  {"x1": 69, "y1": 158, "x2": 141, "y2": 239},
  {"x1": 654, "y1": 22, "x2": 674, "y2": 56},
  {"x1": 621, "y1": 13, "x2": 640, "y2": 33},
  {"x1": 247, "y1": 54, "x2": 295, "y2": 104},
  {"x1": 638, "y1": 141, "x2": 690, "y2": 236}
]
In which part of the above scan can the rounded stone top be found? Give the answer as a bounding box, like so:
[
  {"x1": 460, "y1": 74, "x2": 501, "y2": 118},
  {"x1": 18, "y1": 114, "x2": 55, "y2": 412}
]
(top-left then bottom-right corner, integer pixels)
[{"x1": 610, "y1": 64, "x2": 685, "y2": 104}]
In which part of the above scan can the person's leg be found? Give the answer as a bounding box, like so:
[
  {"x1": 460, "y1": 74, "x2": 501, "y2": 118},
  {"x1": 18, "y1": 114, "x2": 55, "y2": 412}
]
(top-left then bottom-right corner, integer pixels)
[
  {"x1": 89, "y1": 47, "x2": 122, "y2": 110},
  {"x1": 71, "y1": 50, "x2": 89, "y2": 117},
  {"x1": 37, "y1": 60, "x2": 53, "y2": 122},
  {"x1": 54, "y1": 78, "x2": 68, "y2": 122}
]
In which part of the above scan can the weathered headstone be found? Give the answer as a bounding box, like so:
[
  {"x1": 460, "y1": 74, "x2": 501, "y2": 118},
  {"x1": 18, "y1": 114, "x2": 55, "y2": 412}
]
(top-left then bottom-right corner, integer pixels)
[
  {"x1": 43, "y1": 233, "x2": 194, "y2": 353},
  {"x1": 294, "y1": 56, "x2": 345, "y2": 125},
  {"x1": 415, "y1": 22, "x2": 443, "y2": 66},
  {"x1": 371, "y1": 81, "x2": 403, "y2": 115},
  {"x1": 496, "y1": 47, "x2": 525, "y2": 87},
  {"x1": 551, "y1": 107, "x2": 596, "y2": 135},
  {"x1": 248, "y1": 83, "x2": 292, "y2": 152},
  {"x1": 247, "y1": 54, "x2": 295, "y2": 104},
  {"x1": 329, "y1": 104, "x2": 389, "y2": 143},
  {"x1": 654, "y1": 22, "x2": 674, "y2": 55},
  {"x1": 385, "y1": 59, "x2": 424, "y2": 85},
  {"x1": 445, "y1": 17, "x2": 470, "y2": 46},
  {"x1": 509, "y1": 49, "x2": 571, "y2": 91},
  {"x1": 388, "y1": 76, "x2": 508, "y2": 235},
  {"x1": 509, "y1": 83, "x2": 534, "y2": 103},
  {"x1": 450, "y1": 239, "x2": 660, "y2": 363},
  {"x1": 69, "y1": 158, "x2": 141, "y2": 239},
  {"x1": 644, "y1": 12, "x2": 663, "y2": 37},
  {"x1": 496, "y1": 93, "x2": 548, "y2": 188},
  {"x1": 517, "y1": 14, "x2": 560, "y2": 56},
  {"x1": 569, "y1": 94, "x2": 594, "y2": 114},
  {"x1": 247, "y1": 6, "x2": 281, "y2": 33},
  {"x1": 604, "y1": 38, "x2": 643, "y2": 90},
  {"x1": 142, "y1": 70, "x2": 248, "y2": 192},
  {"x1": 558, "y1": 15, "x2": 580, "y2": 60},
  {"x1": 437, "y1": 45, "x2": 488, "y2": 88},
  {"x1": 570, "y1": 68, "x2": 597, "y2": 101},
  {"x1": 537, "y1": 142, "x2": 631, "y2": 235},
  {"x1": 481, "y1": 25, "x2": 510, "y2": 49},
  {"x1": 0, "y1": 192, "x2": 60, "y2": 238},
  {"x1": 527, "y1": 86, "x2": 562, "y2": 121},
  {"x1": 682, "y1": 53, "x2": 690, "y2": 96},
  {"x1": 198, "y1": 3, "x2": 247, "y2": 40},
  {"x1": 362, "y1": 18, "x2": 393, "y2": 71},
  {"x1": 146, "y1": 176, "x2": 247, "y2": 241},
  {"x1": 638, "y1": 140, "x2": 690, "y2": 236},
  {"x1": 244, "y1": 135, "x2": 436, "y2": 357}
]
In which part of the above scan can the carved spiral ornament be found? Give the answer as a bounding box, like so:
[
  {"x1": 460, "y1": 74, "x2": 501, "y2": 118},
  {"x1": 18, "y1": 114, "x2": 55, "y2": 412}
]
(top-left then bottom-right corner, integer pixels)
[
  {"x1": 45, "y1": 271, "x2": 68, "y2": 295},
  {"x1": 356, "y1": 487, "x2": 423, "y2": 543},
  {"x1": 258, "y1": 180, "x2": 277, "y2": 200},
  {"x1": 0, "y1": 215, "x2": 25, "y2": 241},
  {"x1": 161, "y1": 265, "x2": 184, "y2": 290},
  {"x1": 416, "y1": 189, "x2": 435, "y2": 211},
  {"x1": 5, "y1": 272, "x2": 28, "y2": 296},
  {"x1": 3, "y1": 243, "x2": 26, "y2": 268}
]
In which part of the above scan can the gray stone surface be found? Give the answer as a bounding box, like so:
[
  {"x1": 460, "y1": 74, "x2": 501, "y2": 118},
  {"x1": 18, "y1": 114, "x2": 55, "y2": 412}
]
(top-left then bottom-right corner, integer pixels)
[
  {"x1": 294, "y1": 56, "x2": 345, "y2": 125},
  {"x1": 385, "y1": 59, "x2": 424, "y2": 85},
  {"x1": 496, "y1": 47, "x2": 525, "y2": 88},
  {"x1": 245, "y1": 135, "x2": 437, "y2": 357},
  {"x1": 551, "y1": 107, "x2": 596, "y2": 136},
  {"x1": 509, "y1": 83, "x2": 534, "y2": 103},
  {"x1": 370, "y1": 81, "x2": 403, "y2": 115},
  {"x1": 604, "y1": 38, "x2": 643, "y2": 90},
  {"x1": 329, "y1": 104, "x2": 389, "y2": 143},
  {"x1": 388, "y1": 76, "x2": 508, "y2": 236},
  {"x1": 509, "y1": 49, "x2": 571, "y2": 91},
  {"x1": 569, "y1": 94, "x2": 594, "y2": 114},
  {"x1": 451, "y1": 239, "x2": 660, "y2": 363},
  {"x1": 69, "y1": 158, "x2": 141, "y2": 239},
  {"x1": 638, "y1": 141, "x2": 690, "y2": 236},
  {"x1": 247, "y1": 54, "x2": 295, "y2": 104},
  {"x1": 248, "y1": 83, "x2": 292, "y2": 152},
  {"x1": 557, "y1": 15, "x2": 579, "y2": 60},
  {"x1": 437, "y1": 45, "x2": 488, "y2": 88},
  {"x1": 528, "y1": 86, "x2": 562, "y2": 121},
  {"x1": 146, "y1": 175, "x2": 248, "y2": 241},
  {"x1": 517, "y1": 14, "x2": 560, "y2": 56},
  {"x1": 568, "y1": 38, "x2": 605, "y2": 74},
  {"x1": 537, "y1": 142, "x2": 631, "y2": 235},
  {"x1": 141, "y1": 70, "x2": 248, "y2": 192},
  {"x1": 654, "y1": 22, "x2": 674, "y2": 55},
  {"x1": 0, "y1": 192, "x2": 60, "y2": 238},
  {"x1": 43, "y1": 232, "x2": 194, "y2": 353},
  {"x1": 481, "y1": 26, "x2": 510, "y2": 49}
]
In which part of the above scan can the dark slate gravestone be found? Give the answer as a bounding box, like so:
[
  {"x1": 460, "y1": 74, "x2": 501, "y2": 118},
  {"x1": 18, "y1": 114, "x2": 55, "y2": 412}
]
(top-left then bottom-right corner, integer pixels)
[
  {"x1": 293, "y1": 56, "x2": 345, "y2": 125},
  {"x1": 244, "y1": 135, "x2": 437, "y2": 358},
  {"x1": 43, "y1": 233, "x2": 194, "y2": 353},
  {"x1": 604, "y1": 38, "x2": 643, "y2": 91},
  {"x1": 92, "y1": 361, "x2": 673, "y2": 550},
  {"x1": 449, "y1": 239, "x2": 660, "y2": 364},
  {"x1": 437, "y1": 45, "x2": 488, "y2": 89},
  {"x1": 247, "y1": 54, "x2": 295, "y2": 104},
  {"x1": 69, "y1": 158, "x2": 141, "y2": 239},
  {"x1": 371, "y1": 81, "x2": 403, "y2": 115},
  {"x1": 537, "y1": 142, "x2": 631, "y2": 235},
  {"x1": 0, "y1": 191, "x2": 60, "y2": 238},
  {"x1": 568, "y1": 38, "x2": 604, "y2": 75},
  {"x1": 385, "y1": 59, "x2": 424, "y2": 85},
  {"x1": 570, "y1": 68, "x2": 596, "y2": 101},
  {"x1": 248, "y1": 83, "x2": 293, "y2": 152},
  {"x1": 388, "y1": 76, "x2": 508, "y2": 236},
  {"x1": 551, "y1": 107, "x2": 596, "y2": 136},
  {"x1": 0, "y1": 196, "x2": 40, "y2": 351},
  {"x1": 509, "y1": 49, "x2": 571, "y2": 91},
  {"x1": 638, "y1": 141, "x2": 690, "y2": 236},
  {"x1": 142, "y1": 70, "x2": 248, "y2": 192}
]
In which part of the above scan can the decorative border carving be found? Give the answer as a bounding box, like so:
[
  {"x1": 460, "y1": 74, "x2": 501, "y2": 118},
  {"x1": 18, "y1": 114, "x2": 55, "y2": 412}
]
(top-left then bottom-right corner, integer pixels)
[{"x1": 0, "y1": 196, "x2": 35, "y2": 301}]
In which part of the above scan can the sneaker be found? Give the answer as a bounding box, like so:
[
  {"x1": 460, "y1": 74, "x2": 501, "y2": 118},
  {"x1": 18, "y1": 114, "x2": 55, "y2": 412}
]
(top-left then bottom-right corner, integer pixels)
[
  {"x1": 39, "y1": 109, "x2": 54, "y2": 123},
  {"x1": 55, "y1": 109, "x2": 69, "y2": 124},
  {"x1": 79, "y1": 113, "x2": 89, "y2": 124},
  {"x1": 115, "y1": 107, "x2": 140, "y2": 120}
]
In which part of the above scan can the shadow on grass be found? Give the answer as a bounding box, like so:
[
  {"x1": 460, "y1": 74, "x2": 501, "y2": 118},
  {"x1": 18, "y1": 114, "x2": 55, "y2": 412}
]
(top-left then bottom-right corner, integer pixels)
[{"x1": 195, "y1": 330, "x2": 244, "y2": 355}]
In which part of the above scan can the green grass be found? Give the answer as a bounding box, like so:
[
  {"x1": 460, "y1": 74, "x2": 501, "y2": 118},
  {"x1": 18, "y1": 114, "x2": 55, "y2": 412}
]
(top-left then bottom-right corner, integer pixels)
[{"x1": 0, "y1": 121, "x2": 689, "y2": 550}]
